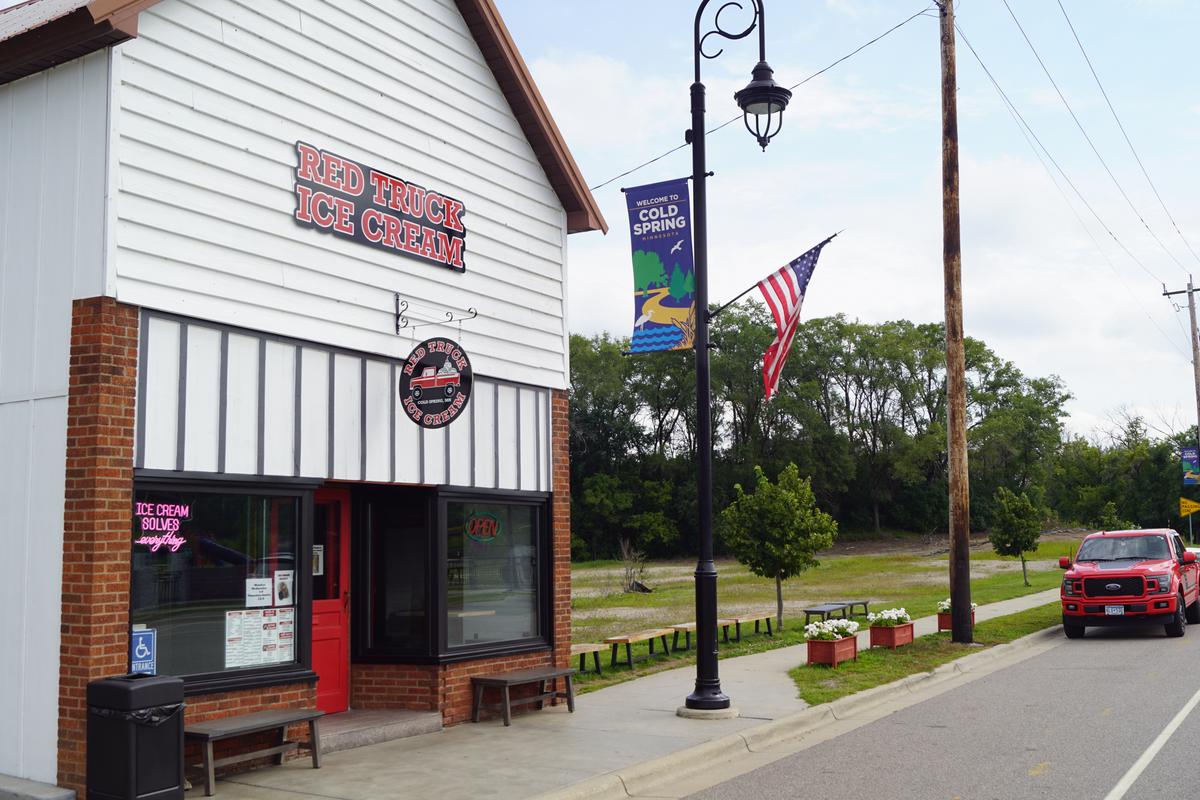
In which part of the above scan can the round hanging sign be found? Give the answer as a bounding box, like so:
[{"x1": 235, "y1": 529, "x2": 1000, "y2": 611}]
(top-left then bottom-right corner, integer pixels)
[{"x1": 399, "y1": 337, "x2": 473, "y2": 429}]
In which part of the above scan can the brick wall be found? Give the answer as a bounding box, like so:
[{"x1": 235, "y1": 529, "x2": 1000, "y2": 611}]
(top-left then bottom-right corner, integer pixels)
[
  {"x1": 550, "y1": 388, "x2": 571, "y2": 671},
  {"x1": 350, "y1": 664, "x2": 438, "y2": 711},
  {"x1": 58, "y1": 298, "x2": 140, "y2": 796}
]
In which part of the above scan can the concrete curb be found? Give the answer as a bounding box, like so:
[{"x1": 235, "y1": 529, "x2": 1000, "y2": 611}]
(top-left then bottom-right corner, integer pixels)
[{"x1": 535, "y1": 625, "x2": 1063, "y2": 800}]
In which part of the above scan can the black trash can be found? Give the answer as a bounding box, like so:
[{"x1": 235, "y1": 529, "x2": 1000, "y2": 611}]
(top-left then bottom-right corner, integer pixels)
[{"x1": 87, "y1": 674, "x2": 185, "y2": 800}]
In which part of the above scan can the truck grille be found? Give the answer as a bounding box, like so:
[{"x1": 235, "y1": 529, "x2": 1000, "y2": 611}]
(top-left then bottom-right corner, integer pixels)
[{"x1": 1084, "y1": 576, "x2": 1144, "y2": 597}]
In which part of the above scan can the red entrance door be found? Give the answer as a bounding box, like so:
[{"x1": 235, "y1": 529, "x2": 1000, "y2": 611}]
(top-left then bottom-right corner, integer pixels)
[{"x1": 313, "y1": 489, "x2": 351, "y2": 713}]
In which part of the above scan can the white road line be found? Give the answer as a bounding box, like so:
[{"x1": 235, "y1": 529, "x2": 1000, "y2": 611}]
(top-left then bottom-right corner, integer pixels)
[{"x1": 1104, "y1": 683, "x2": 1200, "y2": 800}]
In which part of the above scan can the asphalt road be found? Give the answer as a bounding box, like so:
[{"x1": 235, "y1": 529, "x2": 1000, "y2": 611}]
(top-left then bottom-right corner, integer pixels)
[{"x1": 690, "y1": 621, "x2": 1200, "y2": 800}]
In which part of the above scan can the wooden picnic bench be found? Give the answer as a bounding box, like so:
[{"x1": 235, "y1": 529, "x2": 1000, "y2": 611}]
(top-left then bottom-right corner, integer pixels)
[
  {"x1": 720, "y1": 611, "x2": 775, "y2": 643},
  {"x1": 185, "y1": 708, "x2": 323, "y2": 797},
  {"x1": 571, "y1": 642, "x2": 606, "y2": 674},
  {"x1": 604, "y1": 628, "x2": 673, "y2": 667},
  {"x1": 471, "y1": 666, "x2": 576, "y2": 726}
]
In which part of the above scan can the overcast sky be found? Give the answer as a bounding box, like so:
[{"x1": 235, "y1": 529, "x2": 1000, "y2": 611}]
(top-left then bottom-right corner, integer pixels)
[
  {"x1": 3, "y1": 0, "x2": 1197, "y2": 438},
  {"x1": 494, "y1": 0, "x2": 1200, "y2": 440}
]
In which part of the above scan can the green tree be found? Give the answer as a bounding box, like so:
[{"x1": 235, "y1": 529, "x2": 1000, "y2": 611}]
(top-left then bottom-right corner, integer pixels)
[
  {"x1": 632, "y1": 250, "x2": 668, "y2": 293},
  {"x1": 989, "y1": 487, "x2": 1042, "y2": 586},
  {"x1": 720, "y1": 464, "x2": 838, "y2": 627}
]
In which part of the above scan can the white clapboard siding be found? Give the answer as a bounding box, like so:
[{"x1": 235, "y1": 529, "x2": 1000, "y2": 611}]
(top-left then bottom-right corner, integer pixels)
[
  {"x1": 138, "y1": 313, "x2": 551, "y2": 492},
  {"x1": 112, "y1": 0, "x2": 572, "y2": 389},
  {"x1": 0, "y1": 51, "x2": 109, "y2": 784}
]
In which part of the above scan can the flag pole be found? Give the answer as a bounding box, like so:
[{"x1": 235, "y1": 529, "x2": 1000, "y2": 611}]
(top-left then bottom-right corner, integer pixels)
[{"x1": 708, "y1": 230, "x2": 843, "y2": 321}]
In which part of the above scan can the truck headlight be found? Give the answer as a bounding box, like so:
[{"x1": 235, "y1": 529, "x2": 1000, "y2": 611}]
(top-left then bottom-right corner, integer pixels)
[{"x1": 1147, "y1": 574, "x2": 1170, "y2": 593}]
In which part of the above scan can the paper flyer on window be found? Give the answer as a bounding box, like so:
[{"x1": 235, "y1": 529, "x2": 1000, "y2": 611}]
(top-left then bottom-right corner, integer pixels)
[{"x1": 274, "y1": 570, "x2": 294, "y2": 606}]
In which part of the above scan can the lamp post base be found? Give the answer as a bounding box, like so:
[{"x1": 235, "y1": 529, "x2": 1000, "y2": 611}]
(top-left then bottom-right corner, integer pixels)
[
  {"x1": 684, "y1": 687, "x2": 731, "y2": 710},
  {"x1": 677, "y1": 705, "x2": 740, "y2": 720}
]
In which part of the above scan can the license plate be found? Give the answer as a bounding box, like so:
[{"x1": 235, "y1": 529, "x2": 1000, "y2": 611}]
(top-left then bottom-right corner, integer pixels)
[{"x1": 1105, "y1": 605, "x2": 1125, "y2": 616}]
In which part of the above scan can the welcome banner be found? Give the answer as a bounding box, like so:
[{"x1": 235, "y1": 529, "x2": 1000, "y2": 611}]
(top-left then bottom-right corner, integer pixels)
[{"x1": 625, "y1": 178, "x2": 696, "y2": 353}]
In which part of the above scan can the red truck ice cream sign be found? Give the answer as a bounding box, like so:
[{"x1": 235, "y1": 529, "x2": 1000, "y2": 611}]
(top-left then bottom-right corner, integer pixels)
[
  {"x1": 399, "y1": 337, "x2": 473, "y2": 429},
  {"x1": 293, "y1": 142, "x2": 467, "y2": 272}
]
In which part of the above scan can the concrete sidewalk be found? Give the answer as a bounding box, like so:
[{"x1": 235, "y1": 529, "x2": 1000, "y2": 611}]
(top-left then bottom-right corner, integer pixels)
[{"x1": 197, "y1": 589, "x2": 1060, "y2": 800}]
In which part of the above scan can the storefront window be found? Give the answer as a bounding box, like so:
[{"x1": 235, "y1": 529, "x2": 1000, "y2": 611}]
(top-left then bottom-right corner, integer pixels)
[
  {"x1": 446, "y1": 501, "x2": 539, "y2": 648},
  {"x1": 356, "y1": 491, "x2": 431, "y2": 655},
  {"x1": 130, "y1": 487, "x2": 301, "y2": 677}
]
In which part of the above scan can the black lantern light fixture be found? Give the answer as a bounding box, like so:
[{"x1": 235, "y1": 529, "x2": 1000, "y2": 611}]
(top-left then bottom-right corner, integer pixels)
[
  {"x1": 734, "y1": 60, "x2": 791, "y2": 150},
  {"x1": 683, "y1": 0, "x2": 787, "y2": 714}
]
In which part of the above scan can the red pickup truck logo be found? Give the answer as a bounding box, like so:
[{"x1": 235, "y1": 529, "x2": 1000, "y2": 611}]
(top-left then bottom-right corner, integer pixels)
[{"x1": 409, "y1": 365, "x2": 460, "y2": 399}]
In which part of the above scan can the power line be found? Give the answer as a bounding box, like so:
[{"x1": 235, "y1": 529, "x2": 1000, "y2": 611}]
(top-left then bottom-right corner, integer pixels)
[
  {"x1": 955, "y1": 23, "x2": 1190, "y2": 363},
  {"x1": 589, "y1": 4, "x2": 935, "y2": 192},
  {"x1": 1056, "y1": 0, "x2": 1200, "y2": 269},
  {"x1": 1001, "y1": 0, "x2": 1189, "y2": 277}
]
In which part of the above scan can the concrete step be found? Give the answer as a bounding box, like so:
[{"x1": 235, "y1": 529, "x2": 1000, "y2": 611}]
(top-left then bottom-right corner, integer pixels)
[{"x1": 318, "y1": 709, "x2": 442, "y2": 755}]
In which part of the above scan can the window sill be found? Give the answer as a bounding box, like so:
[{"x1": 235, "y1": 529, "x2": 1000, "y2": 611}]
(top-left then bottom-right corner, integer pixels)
[
  {"x1": 182, "y1": 666, "x2": 319, "y2": 697},
  {"x1": 354, "y1": 640, "x2": 552, "y2": 665}
]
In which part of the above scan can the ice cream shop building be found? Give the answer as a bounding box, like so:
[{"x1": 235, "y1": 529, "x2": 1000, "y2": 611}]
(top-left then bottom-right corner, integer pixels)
[{"x1": 0, "y1": 0, "x2": 604, "y2": 794}]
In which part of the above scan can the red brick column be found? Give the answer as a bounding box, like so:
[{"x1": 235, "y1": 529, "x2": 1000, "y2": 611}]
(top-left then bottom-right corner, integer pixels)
[
  {"x1": 58, "y1": 297, "x2": 140, "y2": 796},
  {"x1": 551, "y1": 388, "x2": 572, "y2": 670}
]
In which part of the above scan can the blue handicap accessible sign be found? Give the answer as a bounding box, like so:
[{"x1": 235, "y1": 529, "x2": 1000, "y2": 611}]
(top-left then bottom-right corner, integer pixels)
[{"x1": 131, "y1": 629, "x2": 156, "y2": 674}]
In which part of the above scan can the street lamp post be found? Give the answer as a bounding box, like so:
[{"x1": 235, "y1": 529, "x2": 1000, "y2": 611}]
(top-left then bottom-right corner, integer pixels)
[{"x1": 685, "y1": 0, "x2": 790, "y2": 712}]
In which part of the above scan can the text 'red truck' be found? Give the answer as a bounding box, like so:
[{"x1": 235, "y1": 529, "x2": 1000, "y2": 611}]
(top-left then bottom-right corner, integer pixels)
[{"x1": 1060, "y1": 528, "x2": 1200, "y2": 639}]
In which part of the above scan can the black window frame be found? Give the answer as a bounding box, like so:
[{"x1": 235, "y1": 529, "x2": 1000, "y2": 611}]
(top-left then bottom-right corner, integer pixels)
[
  {"x1": 351, "y1": 486, "x2": 554, "y2": 664},
  {"x1": 131, "y1": 472, "x2": 319, "y2": 696}
]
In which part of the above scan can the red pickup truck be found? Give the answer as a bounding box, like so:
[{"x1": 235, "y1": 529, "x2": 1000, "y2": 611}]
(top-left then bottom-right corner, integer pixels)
[
  {"x1": 1060, "y1": 528, "x2": 1200, "y2": 638},
  {"x1": 409, "y1": 365, "x2": 460, "y2": 399}
]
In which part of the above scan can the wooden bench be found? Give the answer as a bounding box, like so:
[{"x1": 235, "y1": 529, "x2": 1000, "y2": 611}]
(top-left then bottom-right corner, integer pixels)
[
  {"x1": 604, "y1": 628, "x2": 673, "y2": 667},
  {"x1": 670, "y1": 622, "x2": 696, "y2": 651},
  {"x1": 185, "y1": 708, "x2": 323, "y2": 797},
  {"x1": 803, "y1": 602, "x2": 850, "y2": 624},
  {"x1": 471, "y1": 666, "x2": 576, "y2": 726},
  {"x1": 571, "y1": 642, "x2": 606, "y2": 674},
  {"x1": 720, "y1": 611, "x2": 775, "y2": 643}
]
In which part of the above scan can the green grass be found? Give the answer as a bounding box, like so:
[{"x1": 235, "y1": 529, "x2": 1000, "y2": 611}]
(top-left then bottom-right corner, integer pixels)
[
  {"x1": 788, "y1": 602, "x2": 1062, "y2": 705},
  {"x1": 571, "y1": 552, "x2": 1063, "y2": 644}
]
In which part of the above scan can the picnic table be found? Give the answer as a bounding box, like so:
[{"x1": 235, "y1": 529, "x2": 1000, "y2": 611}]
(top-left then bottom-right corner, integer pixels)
[{"x1": 803, "y1": 600, "x2": 870, "y2": 625}]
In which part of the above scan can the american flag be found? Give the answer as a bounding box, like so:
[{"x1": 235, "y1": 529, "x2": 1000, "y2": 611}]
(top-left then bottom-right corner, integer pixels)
[{"x1": 757, "y1": 243, "x2": 826, "y2": 401}]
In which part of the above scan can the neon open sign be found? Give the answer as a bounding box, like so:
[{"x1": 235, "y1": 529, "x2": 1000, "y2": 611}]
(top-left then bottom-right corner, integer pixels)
[{"x1": 465, "y1": 512, "x2": 501, "y2": 543}]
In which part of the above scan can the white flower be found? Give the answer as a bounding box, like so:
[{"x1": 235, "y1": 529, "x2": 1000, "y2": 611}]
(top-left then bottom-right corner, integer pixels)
[
  {"x1": 867, "y1": 608, "x2": 911, "y2": 626},
  {"x1": 805, "y1": 618, "x2": 860, "y2": 640},
  {"x1": 938, "y1": 598, "x2": 977, "y2": 613}
]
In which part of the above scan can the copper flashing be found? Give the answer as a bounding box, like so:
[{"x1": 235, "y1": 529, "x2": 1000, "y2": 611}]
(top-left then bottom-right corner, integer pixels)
[{"x1": 456, "y1": 0, "x2": 608, "y2": 234}]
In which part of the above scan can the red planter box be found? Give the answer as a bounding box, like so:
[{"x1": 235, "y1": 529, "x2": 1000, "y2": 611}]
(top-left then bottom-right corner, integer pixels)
[
  {"x1": 806, "y1": 636, "x2": 858, "y2": 668},
  {"x1": 869, "y1": 621, "x2": 914, "y2": 649},
  {"x1": 936, "y1": 611, "x2": 975, "y2": 631}
]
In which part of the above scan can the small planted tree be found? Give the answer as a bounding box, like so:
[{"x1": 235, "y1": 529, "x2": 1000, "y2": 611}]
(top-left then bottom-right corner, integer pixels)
[
  {"x1": 989, "y1": 487, "x2": 1042, "y2": 586},
  {"x1": 720, "y1": 464, "x2": 838, "y2": 629}
]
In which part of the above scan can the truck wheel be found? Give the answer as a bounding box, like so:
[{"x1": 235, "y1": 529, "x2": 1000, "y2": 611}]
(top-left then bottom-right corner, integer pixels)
[
  {"x1": 445, "y1": 385, "x2": 455, "y2": 396},
  {"x1": 412, "y1": 387, "x2": 422, "y2": 400},
  {"x1": 1186, "y1": 594, "x2": 1200, "y2": 624},
  {"x1": 1165, "y1": 594, "x2": 1187, "y2": 637},
  {"x1": 1063, "y1": 621, "x2": 1085, "y2": 639}
]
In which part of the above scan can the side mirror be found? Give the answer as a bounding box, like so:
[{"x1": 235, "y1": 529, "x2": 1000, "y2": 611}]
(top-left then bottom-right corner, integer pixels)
[
  {"x1": 1059, "y1": 556, "x2": 1071, "y2": 569},
  {"x1": 1185, "y1": 551, "x2": 1197, "y2": 564}
]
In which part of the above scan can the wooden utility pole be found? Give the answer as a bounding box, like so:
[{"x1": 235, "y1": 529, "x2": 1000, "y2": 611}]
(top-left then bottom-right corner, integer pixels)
[
  {"x1": 939, "y1": 0, "x2": 973, "y2": 643},
  {"x1": 1162, "y1": 276, "x2": 1200, "y2": 458}
]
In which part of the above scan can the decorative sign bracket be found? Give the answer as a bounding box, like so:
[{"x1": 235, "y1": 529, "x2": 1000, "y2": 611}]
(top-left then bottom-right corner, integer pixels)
[{"x1": 395, "y1": 293, "x2": 478, "y2": 334}]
